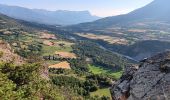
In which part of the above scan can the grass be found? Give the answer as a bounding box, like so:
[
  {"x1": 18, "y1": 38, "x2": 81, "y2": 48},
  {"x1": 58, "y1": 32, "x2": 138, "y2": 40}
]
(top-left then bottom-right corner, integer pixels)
[
  {"x1": 42, "y1": 45, "x2": 72, "y2": 56},
  {"x1": 41, "y1": 40, "x2": 73, "y2": 56},
  {"x1": 42, "y1": 45, "x2": 61, "y2": 56},
  {"x1": 110, "y1": 71, "x2": 123, "y2": 79},
  {"x1": 90, "y1": 88, "x2": 112, "y2": 99},
  {"x1": 88, "y1": 64, "x2": 123, "y2": 79},
  {"x1": 46, "y1": 60, "x2": 60, "y2": 65},
  {"x1": 41, "y1": 40, "x2": 74, "y2": 67}
]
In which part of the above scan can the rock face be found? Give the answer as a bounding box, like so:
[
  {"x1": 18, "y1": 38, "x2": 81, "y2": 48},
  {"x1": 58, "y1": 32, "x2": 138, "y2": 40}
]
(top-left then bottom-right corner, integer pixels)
[{"x1": 111, "y1": 51, "x2": 170, "y2": 100}]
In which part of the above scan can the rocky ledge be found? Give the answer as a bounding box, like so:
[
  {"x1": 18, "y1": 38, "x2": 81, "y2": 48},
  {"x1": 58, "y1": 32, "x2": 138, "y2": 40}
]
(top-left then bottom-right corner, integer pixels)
[{"x1": 111, "y1": 51, "x2": 170, "y2": 100}]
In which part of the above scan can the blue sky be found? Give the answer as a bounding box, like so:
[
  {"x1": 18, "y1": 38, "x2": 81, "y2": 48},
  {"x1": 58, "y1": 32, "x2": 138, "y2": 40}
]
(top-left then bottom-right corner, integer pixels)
[{"x1": 0, "y1": 0, "x2": 154, "y2": 17}]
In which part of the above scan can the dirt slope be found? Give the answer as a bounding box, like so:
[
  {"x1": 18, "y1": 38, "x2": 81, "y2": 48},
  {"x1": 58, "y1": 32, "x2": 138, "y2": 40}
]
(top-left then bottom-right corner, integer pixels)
[{"x1": 0, "y1": 40, "x2": 24, "y2": 65}]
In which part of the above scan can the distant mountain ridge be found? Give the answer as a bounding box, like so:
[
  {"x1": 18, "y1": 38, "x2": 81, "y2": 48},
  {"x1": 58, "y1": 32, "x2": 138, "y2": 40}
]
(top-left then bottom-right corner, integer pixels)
[
  {"x1": 71, "y1": 0, "x2": 170, "y2": 30},
  {"x1": 0, "y1": 4, "x2": 100, "y2": 25}
]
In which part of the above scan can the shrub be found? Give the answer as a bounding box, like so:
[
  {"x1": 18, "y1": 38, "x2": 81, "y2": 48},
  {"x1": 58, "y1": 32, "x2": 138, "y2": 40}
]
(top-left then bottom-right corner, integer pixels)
[{"x1": 0, "y1": 51, "x2": 3, "y2": 58}]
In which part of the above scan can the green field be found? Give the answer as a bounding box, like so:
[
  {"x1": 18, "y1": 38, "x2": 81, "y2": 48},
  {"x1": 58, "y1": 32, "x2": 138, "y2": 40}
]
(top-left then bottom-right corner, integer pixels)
[
  {"x1": 88, "y1": 64, "x2": 123, "y2": 79},
  {"x1": 90, "y1": 88, "x2": 112, "y2": 99},
  {"x1": 41, "y1": 41, "x2": 73, "y2": 56}
]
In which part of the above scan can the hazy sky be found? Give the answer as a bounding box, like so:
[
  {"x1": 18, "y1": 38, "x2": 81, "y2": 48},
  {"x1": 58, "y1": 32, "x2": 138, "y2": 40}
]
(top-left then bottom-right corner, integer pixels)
[{"x1": 0, "y1": 0, "x2": 154, "y2": 17}]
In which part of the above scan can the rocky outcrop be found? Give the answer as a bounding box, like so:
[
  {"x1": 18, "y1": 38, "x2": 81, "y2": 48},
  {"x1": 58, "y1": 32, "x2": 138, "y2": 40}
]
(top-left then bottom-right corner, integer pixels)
[
  {"x1": 0, "y1": 40, "x2": 25, "y2": 65},
  {"x1": 111, "y1": 51, "x2": 170, "y2": 100}
]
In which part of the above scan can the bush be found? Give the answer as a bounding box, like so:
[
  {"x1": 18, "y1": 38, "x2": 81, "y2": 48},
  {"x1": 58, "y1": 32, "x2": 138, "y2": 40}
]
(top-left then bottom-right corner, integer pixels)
[
  {"x1": 51, "y1": 75, "x2": 99, "y2": 96},
  {"x1": 0, "y1": 51, "x2": 3, "y2": 58},
  {"x1": 49, "y1": 68, "x2": 72, "y2": 75},
  {"x1": 86, "y1": 74, "x2": 112, "y2": 87}
]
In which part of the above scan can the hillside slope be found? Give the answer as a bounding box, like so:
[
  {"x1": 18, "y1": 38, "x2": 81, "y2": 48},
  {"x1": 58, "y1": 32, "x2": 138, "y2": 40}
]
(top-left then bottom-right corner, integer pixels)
[
  {"x1": 103, "y1": 40, "x2": 170, "y2": 61},
  {"x1": 0, "y1": 40, "x2": 24, "y2": 65},
  {"x1": 0, "y1": 13, "x2": 92, "y2": 100},
  {"x1": 71, "y1": 0, "x2": 170, "y2": 30}
]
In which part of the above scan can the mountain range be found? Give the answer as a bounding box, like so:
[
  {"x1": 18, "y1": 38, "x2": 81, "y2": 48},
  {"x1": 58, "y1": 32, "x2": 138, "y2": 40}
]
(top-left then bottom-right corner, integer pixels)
[
  {"x1": 71, "y1": 0, "x2": 170, "y2": 30},
  {"x1": 0, "y1": 4, "x2": 100, "y2": 25},
  {"x1": 1, "y1": 0, "x2": 169, "y2": 28}
]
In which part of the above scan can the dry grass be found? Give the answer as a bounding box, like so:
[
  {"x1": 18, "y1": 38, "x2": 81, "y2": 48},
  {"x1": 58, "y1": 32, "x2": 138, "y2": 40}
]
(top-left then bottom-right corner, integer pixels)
[
  {"x1": 43, "y1": 40, "x2": 55, "y2": 46},
  {"x1": 55, "y1": 51, "x2": 76, "y2": 59},
  {"x1": 39, "y1": 32, "x2": 57, "y2": 39},
  {"x1": 76, "y1": 33, "x2": 128, "y2": 45},
  {"x1": 3, "y1": 31, "x2": 12, "y2": 35},
  {"x1": 49, "y1": 61, "x2": 71, "y2": 69},
  {"x1": 128, "y1": 29, "x2": 147, "y2": 33}
]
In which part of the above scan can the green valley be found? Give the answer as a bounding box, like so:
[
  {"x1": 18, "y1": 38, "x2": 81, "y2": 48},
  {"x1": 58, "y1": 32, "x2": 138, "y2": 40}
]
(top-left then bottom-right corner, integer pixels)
[{"x1": 0, "y1": 13, "x2": 134, "y2": 100}]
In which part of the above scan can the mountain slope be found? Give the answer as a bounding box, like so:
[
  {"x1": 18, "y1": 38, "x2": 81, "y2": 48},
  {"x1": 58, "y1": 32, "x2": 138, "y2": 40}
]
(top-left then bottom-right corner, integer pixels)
[
  {"x1": 71, "y1": 0, "x2": 170, "y2": 30},
  {"x1": 0, "y1": 4, "x2": 100, "y2": 25},
  {"x1": 103, "y1": 40, "x2": 170, "y2": 61},
  {"x1": 0, "y1": 41, "x2": 25, "y2": 65}
]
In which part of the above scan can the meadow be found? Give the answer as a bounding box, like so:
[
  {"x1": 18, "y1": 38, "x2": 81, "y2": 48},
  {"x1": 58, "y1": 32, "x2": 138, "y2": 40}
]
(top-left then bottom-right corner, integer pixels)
[{"x1": 88, "y1": 64, "x2": 123, "y2": 79}]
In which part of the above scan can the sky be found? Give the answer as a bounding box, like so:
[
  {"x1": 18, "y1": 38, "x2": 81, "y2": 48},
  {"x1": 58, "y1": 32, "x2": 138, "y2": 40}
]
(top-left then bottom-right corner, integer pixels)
[{"x1": 0, "y1": 0, "x2": 154, "y2": 17}]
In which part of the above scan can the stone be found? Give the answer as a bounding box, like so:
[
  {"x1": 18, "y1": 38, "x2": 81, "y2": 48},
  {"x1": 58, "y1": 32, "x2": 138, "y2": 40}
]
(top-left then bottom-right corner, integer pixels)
[{"x1": 111, "y1": 51, "x2": 170, "y2": 100}]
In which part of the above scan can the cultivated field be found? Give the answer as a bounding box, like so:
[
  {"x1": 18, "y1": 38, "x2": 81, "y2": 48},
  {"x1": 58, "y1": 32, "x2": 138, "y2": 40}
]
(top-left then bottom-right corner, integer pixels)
[
  {"x1": 76, "y1": 33, "x2": 128, "y2": 45},
  {"x1": 38, "y1": 32, "x2": 57, "y2": 39},
  {"x1": 43, "y1": 40, "x2": 55, "y2": 46},
  {"x1": 55, "y1": 51, "x2": 76, "y2": 59},
  {"x1": 88, "y1": 64, "x2": 123, "y2": 79},
  {"x1": 91, "y1": 88, "x2": 112, "y2": 99},
  {"x1": 41, "y1": 40, "x2": 73, "y2": 56},
  {"x1": 49, "y1": 61, "x2": 71, "y2": 69}
]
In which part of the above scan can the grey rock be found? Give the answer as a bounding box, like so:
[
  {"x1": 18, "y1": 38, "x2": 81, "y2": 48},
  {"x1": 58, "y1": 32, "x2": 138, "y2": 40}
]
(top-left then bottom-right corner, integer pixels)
[
  {"x1": 111, "y1": 65, "x2": 137, "y2": 100},
  {"x1": 111, "y1": 51, "x2": 170, "y2": 100}
]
